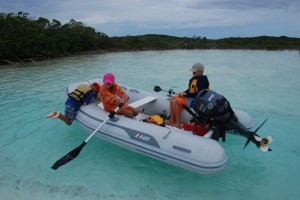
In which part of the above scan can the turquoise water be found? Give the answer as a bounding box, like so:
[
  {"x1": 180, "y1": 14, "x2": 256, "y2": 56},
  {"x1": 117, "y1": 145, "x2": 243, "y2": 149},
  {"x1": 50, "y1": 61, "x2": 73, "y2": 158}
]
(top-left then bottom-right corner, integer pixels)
[{"x1": 1, "y1": 50, "x2": 300, "y2": 200}]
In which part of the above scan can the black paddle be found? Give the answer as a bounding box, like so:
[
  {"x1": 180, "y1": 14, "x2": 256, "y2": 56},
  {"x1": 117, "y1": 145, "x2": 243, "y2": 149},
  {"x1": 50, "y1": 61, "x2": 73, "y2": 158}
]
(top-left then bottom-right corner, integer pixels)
[
  {"x1": 51, "y1": 103, "x2": 123, "y2": 170},
  {"x1": 154, "y1": 85, "x2": 176, "y2": 96}
]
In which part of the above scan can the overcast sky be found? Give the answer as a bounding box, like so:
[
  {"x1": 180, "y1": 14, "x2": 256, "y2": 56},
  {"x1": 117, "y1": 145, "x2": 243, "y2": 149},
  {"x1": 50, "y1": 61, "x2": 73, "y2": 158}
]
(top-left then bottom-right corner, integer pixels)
[{"x1": 2, "y1": 0, "x2": 300, "y2": 39}]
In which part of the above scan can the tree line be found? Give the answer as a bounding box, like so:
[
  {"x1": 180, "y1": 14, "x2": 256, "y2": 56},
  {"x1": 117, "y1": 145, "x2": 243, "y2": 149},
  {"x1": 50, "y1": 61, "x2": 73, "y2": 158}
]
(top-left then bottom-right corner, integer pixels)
[
  {"x1": 1, "y1": 12, "x2": 300, "y2": 65},
  {"x1": 0, "y1": 12, "x2": 111, "y2": 65}
]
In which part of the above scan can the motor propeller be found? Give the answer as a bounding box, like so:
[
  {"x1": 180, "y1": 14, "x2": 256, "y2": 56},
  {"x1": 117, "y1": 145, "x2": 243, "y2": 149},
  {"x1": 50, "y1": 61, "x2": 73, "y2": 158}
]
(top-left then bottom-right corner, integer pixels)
[
  {"x1": 254, "y1": 136, "x2": 273, "y2": 152},
  {"x1": 243, "y1": 119, "x2": 272, "y2": 152}
]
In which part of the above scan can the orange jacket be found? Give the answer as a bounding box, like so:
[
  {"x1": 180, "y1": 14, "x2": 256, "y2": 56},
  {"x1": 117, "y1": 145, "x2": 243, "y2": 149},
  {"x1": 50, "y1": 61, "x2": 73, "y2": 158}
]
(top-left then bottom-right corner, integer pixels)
[{"x1": 100, "y1": 83, "x2": 127, "y2": 112}]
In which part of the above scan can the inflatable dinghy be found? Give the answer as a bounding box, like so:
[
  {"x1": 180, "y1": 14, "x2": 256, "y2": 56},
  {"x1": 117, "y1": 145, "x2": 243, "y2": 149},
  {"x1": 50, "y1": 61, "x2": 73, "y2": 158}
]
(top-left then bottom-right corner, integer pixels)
[{"x1": 51, "y1": 79, "x2": 272, "y2": 174}]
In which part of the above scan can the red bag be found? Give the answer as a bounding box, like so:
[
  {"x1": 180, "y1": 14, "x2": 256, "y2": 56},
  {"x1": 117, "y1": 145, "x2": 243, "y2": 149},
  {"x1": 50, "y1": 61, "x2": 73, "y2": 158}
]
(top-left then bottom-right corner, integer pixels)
[{"x1": 182, "y1": 123, "x2": 209, "y2": 136}]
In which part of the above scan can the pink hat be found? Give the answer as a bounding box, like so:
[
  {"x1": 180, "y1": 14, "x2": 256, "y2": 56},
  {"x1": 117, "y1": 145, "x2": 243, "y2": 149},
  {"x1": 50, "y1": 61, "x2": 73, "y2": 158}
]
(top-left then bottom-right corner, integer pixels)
[{"x1": 103, "y1": 73, "x2": 115, "y2": 84}]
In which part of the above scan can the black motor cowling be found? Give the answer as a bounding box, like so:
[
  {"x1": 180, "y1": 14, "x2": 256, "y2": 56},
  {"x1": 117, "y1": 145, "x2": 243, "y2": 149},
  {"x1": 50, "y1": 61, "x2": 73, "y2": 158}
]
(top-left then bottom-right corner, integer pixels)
[{"x1": 192, "y1": 89, "x2": 236, "y2": 124}]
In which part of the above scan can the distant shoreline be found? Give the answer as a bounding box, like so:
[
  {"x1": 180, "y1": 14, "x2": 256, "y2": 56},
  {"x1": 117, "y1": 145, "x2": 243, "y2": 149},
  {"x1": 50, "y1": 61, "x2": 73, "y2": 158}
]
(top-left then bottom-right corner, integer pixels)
[{"x1": 1, "y1": 47, "x2": 299, "y2": 66}]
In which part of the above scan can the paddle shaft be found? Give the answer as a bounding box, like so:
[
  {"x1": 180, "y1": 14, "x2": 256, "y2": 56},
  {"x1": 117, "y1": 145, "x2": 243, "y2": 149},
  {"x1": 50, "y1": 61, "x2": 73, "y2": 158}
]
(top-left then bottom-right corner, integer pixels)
[
  {"x1": 85, "y1": 103, "x2": 123, "y2": 142},
  {"x1": 85, "y1": 115, "x2": 111, "y2": 142}
]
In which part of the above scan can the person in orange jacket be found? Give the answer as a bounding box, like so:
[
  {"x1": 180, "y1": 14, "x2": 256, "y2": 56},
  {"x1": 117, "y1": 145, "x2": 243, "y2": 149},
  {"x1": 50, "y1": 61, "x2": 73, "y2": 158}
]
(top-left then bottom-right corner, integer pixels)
[{"x1": 100, "y1": 73, "x2": 139, "y2": 118}]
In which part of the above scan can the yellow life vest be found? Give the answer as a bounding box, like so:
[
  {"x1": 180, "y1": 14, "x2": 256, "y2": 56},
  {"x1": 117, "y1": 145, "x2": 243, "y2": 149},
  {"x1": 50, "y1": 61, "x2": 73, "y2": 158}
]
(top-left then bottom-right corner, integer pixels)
[
  {"x1": 144, "y1": 115, "x2": 165, "y2": 126},
  {"x1": 68, "y1": 84, "x2": 92, "y2": 102},
  {"x1": 189, "y1": 78, "x2": 198, "y2": 93}
]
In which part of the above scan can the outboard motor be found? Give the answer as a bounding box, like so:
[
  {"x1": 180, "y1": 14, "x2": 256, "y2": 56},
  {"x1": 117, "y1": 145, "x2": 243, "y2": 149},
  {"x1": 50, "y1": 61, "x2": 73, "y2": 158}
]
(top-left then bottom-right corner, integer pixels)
[
  {"x1": 192, "y1": 89, "x2": 236, "y2": 125},
  {"x1": 187, "y1": 89, "x2": 272, "y2": 151},
  {"x1": 192, "y1": 89, "x2": 238, "y2": 141}
]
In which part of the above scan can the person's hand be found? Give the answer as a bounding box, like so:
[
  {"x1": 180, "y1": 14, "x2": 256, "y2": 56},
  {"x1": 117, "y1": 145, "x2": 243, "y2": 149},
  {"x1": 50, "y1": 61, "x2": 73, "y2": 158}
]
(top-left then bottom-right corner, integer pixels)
[
  {"x1": 115, "y1": 96, "x2": 123, "y2": 104},
  {"x1": 121, "y1": 94, "x2": 128, "y2": 103},
  {"x1": 178, "y1": 92, "x2": 186, "y2": 97}
]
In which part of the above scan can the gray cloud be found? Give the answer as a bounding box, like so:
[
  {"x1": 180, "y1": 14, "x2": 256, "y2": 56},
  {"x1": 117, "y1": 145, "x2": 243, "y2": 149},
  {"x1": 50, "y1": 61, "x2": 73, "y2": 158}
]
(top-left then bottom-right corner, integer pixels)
[
  {"x1": 1, "y1": 0, "x2": 299, "y2": 38},
  {"x1": 187, "y1": 0, "x2": 300, "y2": 11}
]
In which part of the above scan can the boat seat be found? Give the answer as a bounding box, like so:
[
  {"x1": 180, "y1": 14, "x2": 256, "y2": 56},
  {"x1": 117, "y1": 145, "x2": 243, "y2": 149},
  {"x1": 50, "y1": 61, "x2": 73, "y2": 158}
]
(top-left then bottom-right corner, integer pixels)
[
  {"x1": 128, "y1": 96, "x2": 157, "y2": 108},
  {"x1": 98, "y1": 96, "x2": 157, "y2": 110}
]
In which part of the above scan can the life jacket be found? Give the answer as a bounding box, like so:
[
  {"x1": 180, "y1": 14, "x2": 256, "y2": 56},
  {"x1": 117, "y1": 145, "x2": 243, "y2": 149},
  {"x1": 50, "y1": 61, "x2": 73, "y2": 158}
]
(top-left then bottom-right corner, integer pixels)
[
  {"x1": 189, "y1": 78, "x2": 198, "y2": 93},
  {"x1": 189, "y1": 75, "x2": 210, "y2": 93},
  {"x1": 144, "y1": 114, "x2": 166, "y2": 127},
  {"x1": 68, "y1": 84, "x2": 92, "y2": 102}
]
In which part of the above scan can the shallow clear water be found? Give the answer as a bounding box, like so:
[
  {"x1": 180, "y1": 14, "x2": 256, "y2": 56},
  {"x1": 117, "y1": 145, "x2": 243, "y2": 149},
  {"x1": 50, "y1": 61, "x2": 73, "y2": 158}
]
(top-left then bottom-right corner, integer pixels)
[{"x1": 1, "y1": 50, "x2": 300, "y2": 200}]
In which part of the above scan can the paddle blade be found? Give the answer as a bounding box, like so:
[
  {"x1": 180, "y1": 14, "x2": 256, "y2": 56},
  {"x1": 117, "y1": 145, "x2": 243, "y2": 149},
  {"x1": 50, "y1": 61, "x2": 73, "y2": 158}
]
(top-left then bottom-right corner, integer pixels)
[
  {"x1": 51, "y1": 142, "x2": 86, "y2": 170},
  {"x1": 154, "y1": 85, "x2": 162, "y2": 92}
]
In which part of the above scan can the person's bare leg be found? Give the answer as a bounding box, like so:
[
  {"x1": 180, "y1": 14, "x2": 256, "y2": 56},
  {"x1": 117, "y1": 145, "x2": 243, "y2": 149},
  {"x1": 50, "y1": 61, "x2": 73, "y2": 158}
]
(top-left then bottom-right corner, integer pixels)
[
  {"x1": 169, "y1": 97, "x2": 176, "y2": 126},
  {"x1": 58, "y1": 114, "x2": 73, "y2": 126},
  {"x1": 117, "y1": 109, "x2": 134, "y2": 118},
  {"x1": 174, "y1": 102, "x2": 182, "y2": 129},
  {"x1": 128, "y1": 106, "x2": 139, "y2": 116}
]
